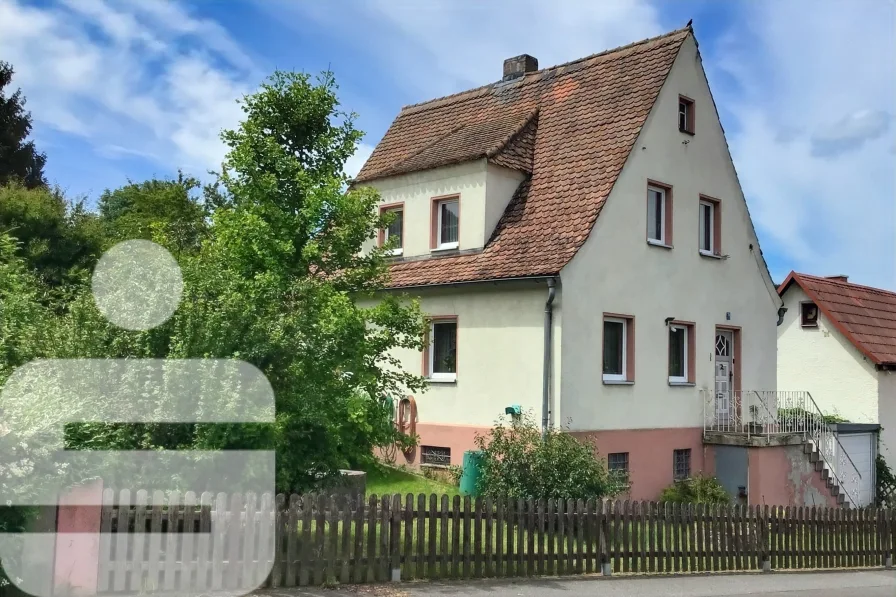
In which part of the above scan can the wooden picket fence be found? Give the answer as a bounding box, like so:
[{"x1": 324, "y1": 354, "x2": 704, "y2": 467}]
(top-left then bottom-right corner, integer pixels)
[{"x1": 96, "y1": 489, "x2": 896, "y2": 593}]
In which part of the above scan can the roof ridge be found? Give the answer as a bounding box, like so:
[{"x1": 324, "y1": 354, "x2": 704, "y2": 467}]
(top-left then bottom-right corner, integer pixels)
[
  {"x1": 485, "y1": 109, "x2": 539, "y2": 158},
  {"x1": 796, "y1": 272, "x2": 896, "y2": 299},
  {"x1": 399, "y1": 26, "x2": 692, "y2": 115}
]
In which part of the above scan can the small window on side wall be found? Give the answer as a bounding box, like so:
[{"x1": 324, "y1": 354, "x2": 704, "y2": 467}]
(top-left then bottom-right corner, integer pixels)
[
  {"x1": 698, "y1": 197, "x2": 721, "y2": 256},
  {"x1": 801, "y1": 302, "x2": 819, "y2": 327},
  {"x1": 668, "y1": 322, "x2": 695, "y2": 385},
  {"x1": 432, "y1": 197, "x2": 459, "y2": 250},
  {"x1": 426, "y1": 318, "x2": 457, "y2": 382},
  {"x1": 380, "y1": 205, "x2": 403, "y2": 255},
  {"x1": 678, "y1": 96, "x2": 695, "y2": 134},
  {"x1": 608, "y1": 452, "x2": 630, "y2": 480},
  {"x1": 673, "y1": 448, "x2": 691, "y2": 480},
  {"x1": 603, "y1": 315, "x2": 634, "y2": 383},
  {"x1": 647, "y1": 183, "x2": 672, "y2": 247}
]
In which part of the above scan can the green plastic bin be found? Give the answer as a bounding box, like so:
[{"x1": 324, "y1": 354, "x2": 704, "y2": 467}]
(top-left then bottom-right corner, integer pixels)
[{"x1": 459, "y1": 450, "x2": 483, "y2": 496}]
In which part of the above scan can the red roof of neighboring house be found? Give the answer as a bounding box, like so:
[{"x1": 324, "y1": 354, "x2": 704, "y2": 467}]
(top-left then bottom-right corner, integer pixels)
[
  {"x1": 779, "y1": 272, "x2": 896, "y2": 366},
  {"x1": 356, "y1": 27, "x2": 692, "y2": 288}
]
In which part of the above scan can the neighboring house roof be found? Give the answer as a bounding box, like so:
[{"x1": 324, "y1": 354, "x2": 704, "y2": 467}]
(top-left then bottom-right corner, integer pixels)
[
  {"x1": 356, "y1": 27, "x2": 692, "y2": 288},
  {"x1": 779, "y1": 272, "x2": 896, "y2": 366}
]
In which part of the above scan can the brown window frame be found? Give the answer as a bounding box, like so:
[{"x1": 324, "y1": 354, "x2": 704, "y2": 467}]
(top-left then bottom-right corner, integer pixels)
[
  {"x1": 698, "y1": 195, "x2": 722, "y2": 257},
  {"x1": 646, "y1": 180, "x2": 674, "y2": 248},
  {"x1": 430, "y1": 194, "x2": 461, "y2": 251},
  {"x1": 378, "y1": 202, "x2": 404, "y2": 255},
  {"x1": 678, "y1": 95, "x2": 695, "y2": 135},
  {"x1": 668, "y1": 320, "x2": 696, "y2": 385},
  {"x1": 422, "y1": 315, "x2": 458, "y2": 381},
  {"x1": 602, "y1": 313, "x2": 635, "y2": 384},
  {"x1": 800, "y1": 302, "x2": 819, "y2": 328}
]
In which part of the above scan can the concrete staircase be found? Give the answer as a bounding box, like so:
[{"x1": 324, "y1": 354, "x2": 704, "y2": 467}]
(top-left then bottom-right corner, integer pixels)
[{"x1": 803, "y1": 442, "x2": 847, "y2": 507}]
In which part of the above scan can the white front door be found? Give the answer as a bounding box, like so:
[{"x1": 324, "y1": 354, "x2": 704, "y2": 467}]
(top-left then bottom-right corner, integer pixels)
[{"x1": 715, "y1": 330, "x2": 733, "y2": 423}]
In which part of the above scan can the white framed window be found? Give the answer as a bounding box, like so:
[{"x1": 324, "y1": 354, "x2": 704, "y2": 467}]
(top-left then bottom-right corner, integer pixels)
[
  {"x1": 602, "y1": 317, "x2": 627, "y2": 382},
  {"x1": 436, "y1": 198, "x2": 459, "y2": 250},
  {"x1": 668, "y1": 324, "x2": 688, "y2": 384},
  {"x1": 383, "y1": 207, "x2": 403, "y2": 255},
  {"x1": 678, "y1": 96, "x2": 694, "y2": 134},
  {"x1": 699, "y1": 200, "x2": 714, "y2": 255},
  {"x1": 647, "y1": 185, "x2": 667, "y2": 245},
  {"x1": 428, "y1": 319, "x2": 457, "y2": 382}
]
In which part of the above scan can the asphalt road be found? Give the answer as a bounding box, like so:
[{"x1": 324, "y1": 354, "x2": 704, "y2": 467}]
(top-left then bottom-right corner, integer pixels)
[{"x1": 259, "y1": 569, "x2": 896, "y2": 597}]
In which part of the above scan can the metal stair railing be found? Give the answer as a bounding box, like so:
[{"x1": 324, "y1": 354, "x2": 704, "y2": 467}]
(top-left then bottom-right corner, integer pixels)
[{"x1": 703, "y1": 389, "x2": 863, "y2": 506}]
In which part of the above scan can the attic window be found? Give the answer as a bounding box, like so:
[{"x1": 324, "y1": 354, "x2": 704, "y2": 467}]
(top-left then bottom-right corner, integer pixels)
[
  {"x1": 431, "y1": 196, "x2": 460, "y2": 251},
  {"x1": 678, "y1": 96, "x2": 695, "y2": 134},
  {"x1": 801, "y1": 302, "x2": 819, "y2": 327}
]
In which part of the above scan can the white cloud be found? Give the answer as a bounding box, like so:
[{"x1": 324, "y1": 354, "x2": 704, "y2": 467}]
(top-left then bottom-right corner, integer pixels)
[
  {"x1": 810, "y1": 109, "x2": 891, "y2": 158},
  {"x1": 0, "y1": 0, "x2": 254, "y2": 176},
  {"x1": 714, "y1": 0, "x2": 896, "y2": 288},
  {"x1": 267, "y1": 0, "x2": 664, "y2": 100}
]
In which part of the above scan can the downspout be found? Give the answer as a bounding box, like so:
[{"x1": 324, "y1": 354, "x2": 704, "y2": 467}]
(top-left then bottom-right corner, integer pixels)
[
  {"x1": 777, "y1": 307, "x2": 787, "y2": 326},
  {"x1": 542, "y1": 278, "x2": 557, "y2": 438}
]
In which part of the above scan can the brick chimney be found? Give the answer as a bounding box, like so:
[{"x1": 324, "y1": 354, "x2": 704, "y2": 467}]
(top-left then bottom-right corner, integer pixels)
[
  {"x1": 503, "y1": 54, "x2": 538, "y2": 81},
  {"x1": 825, "y1": 275, "x2": 849, "y2": 283}
]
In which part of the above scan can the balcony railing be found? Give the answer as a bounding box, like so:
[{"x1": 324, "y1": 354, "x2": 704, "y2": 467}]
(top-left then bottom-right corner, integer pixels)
[{"x1": 702, "y1": 389, "x2": 862, "y2": 507}]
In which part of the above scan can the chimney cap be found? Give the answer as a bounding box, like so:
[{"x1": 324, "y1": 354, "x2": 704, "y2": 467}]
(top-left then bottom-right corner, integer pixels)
[
  {"x1": 824, "y1": 274, "x2": 849, "y2": 282},
  {"x1": 503, "y1": 54, "x2": 538, "y2": 81}
]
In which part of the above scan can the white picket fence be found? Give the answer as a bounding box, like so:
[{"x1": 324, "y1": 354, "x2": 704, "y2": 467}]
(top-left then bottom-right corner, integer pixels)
[{"x1": 97, "y1": 489, "x2": 277, "y2": 593}]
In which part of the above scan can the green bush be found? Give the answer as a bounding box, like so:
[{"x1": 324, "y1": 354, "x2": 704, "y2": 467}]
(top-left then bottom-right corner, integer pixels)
[
  {"x1": 660, "y1": 474, "x2": 730, "y2": 505},
  {"x1": 474, "y1": 411, "x2": 626, "y2": 500}
]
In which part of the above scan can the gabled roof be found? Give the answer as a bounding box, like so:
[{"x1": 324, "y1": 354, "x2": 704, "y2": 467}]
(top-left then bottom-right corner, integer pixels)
[
  {"x1": 779, "y1": 272, "x2": 896, "y2": 366},
  {"x1": 356, "y1": 27, "x2": 692, "y2": 288}
]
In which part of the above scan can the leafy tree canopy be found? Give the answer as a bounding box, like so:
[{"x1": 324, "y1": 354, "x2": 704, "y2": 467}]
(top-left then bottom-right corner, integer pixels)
[
  {"x1": 0, "y1": 61, "x2": 46, "y2": 189},
  {"x1": 0, "y1": 183, "x2": 103, "y2": 289}
]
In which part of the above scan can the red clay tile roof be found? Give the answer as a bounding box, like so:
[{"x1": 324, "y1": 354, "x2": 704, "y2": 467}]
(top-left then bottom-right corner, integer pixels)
[
  {"x1": 780, "y1": 272, "x2": 896, "y2": 366},
  {"x1": 356, "y1": 27, "x2": 692, "y2": 288}
]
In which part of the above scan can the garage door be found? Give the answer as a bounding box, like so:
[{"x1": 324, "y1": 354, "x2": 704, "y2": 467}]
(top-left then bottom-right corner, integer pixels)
[{"x1": 836, "y1": 433, "x2": 874, "y2": 507}]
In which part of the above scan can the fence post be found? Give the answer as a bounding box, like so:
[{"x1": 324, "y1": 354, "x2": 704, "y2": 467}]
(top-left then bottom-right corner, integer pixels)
[
  {"x1": 600, "y1": 500, "x2": 612, "y2": 576},
  {"x1": 390, "y1": 494, "x2": 402, "y2": 582},
  {"x1": 761, "y1": 505, "x2": 771, "y2": 572}
]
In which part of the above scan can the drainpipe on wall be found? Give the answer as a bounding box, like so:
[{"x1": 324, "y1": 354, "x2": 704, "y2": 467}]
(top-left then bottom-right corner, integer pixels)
[
  {"x1": 777, "y1": 306, "x2": 787, "y2": 326},
  {"x1": 542, "y1": 277, "x2": 557, "y2": 438}
]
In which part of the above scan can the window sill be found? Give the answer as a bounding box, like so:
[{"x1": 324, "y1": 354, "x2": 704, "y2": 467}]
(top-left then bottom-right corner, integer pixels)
[
  {"x1": 647, "y1": 239, "x2": 673, "y2": 250},
  {"x1": 432, "y1": 242, "x2": 459, "y2": 252},
  {"x1": 603, "y1": 379, "x2": 634, "y2": 386},
  {"x1": 699, "y1": 250, "x2": 722, "y2": 259},
  {"x1": 801, "y1": 323, "x2": 818, "y2": 328},
  {"x1": 386, "y1": 248, "x2": 404, "y2": 257},
  {"x1": 427, "y1": 375, "x2": 457, "y2": 384},
  {"x1": 679, "y1": 128, "x2": 695, "y2": 136},
  {"x1": 668, "y1": 381, "x2": 695, "y2": 387},
  {"x1": 420, "y1": 463, "x2": 451, "y2": 470}
]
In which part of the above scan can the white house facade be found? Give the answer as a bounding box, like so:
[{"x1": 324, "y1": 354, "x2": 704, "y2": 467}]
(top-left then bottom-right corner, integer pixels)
[{"x1": 351, "y1": 26, "x2": 852, "y2": 505}]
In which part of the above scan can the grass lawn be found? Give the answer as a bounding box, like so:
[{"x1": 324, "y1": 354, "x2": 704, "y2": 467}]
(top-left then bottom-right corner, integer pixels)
[{"x1": 365, "y1": 466, "x2": 460, "y2": 497}]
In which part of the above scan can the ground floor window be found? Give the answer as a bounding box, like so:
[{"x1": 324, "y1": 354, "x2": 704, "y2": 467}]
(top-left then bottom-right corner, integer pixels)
[
  {"x1": 421, "y1": 445, "x2": 451, "y2": 466},
  {"x1": 673, "y1": 448, "x2": 691, "y2": 480}
]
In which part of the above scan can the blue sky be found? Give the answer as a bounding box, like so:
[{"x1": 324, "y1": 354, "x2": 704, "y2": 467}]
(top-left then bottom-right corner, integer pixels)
[{"x1": 2, "y1": 0, "x2": 894, "y2": 288}]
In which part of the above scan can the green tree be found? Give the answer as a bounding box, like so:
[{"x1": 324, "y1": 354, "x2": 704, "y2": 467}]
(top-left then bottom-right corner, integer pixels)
[
  {"x1": 98, "y1": 172, "x2": 208, "y2": 252},
  {"x1": 0, "y1": 183, "x2": 104, "y2": 288},
  {"x1": 54, "y1": 71, "x2": 426, "y2": 492},
  {"x1": 0, "y1": 61, "x2": 46, "y2": 189}
]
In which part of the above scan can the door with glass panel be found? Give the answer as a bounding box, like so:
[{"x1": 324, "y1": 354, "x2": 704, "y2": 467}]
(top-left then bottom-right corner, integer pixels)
[{"x1": 714, "y1": 330, "x2": 733, "y2": 426}]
